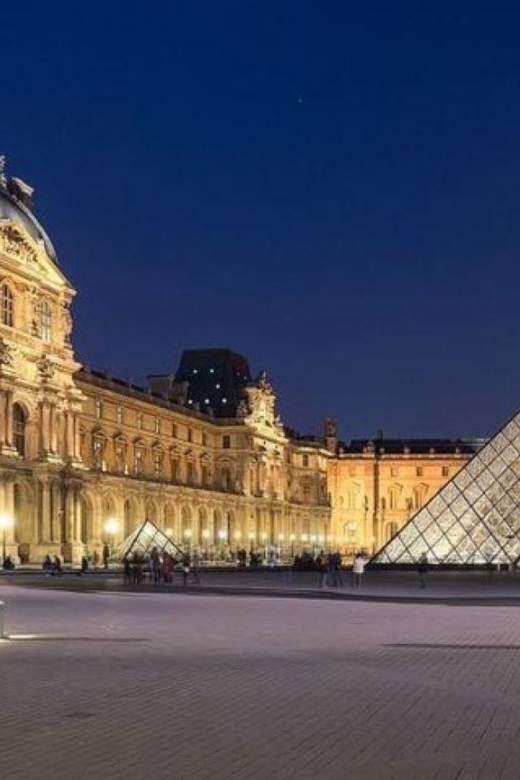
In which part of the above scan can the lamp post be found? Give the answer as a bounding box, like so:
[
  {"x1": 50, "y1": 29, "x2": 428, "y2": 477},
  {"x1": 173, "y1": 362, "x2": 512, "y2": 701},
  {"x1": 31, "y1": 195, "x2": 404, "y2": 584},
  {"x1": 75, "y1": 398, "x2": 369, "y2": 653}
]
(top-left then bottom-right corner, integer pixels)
[
  {"x1": 248, "y1": 532, "x2": 255, "y2": 553},
  {"x1": 261, "y1": 531, "x2": 267, "y2": 563},
  {"x1": 103, "y1": 518, "x2": 120, "y2": 568},
  {"x1": 0, "y1": 513, "x2": 13, "y2": 567},
  {"x1": 278, "y1": 533, "x2": 284, "y2": 562},
  {"x1": 217, "y1": 528, "x2": 227, "y2": 561},
  {"x1": 183, "y1": 528, "x2": 193, "y2": 552},
  {"x1": 290, "y1": 533, "x2": 296, "y2": 558},
  {"x1": 202, "y1": 529, "x2": 210, "y2": 560}
]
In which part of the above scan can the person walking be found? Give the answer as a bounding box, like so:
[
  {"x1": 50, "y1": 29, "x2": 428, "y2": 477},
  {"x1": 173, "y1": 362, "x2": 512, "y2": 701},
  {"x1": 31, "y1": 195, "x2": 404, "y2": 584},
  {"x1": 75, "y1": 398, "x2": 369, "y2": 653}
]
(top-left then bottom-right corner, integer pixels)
[
  {"x1": 150, "y1": 547, "x2": 161, "y2": 585},
  {"x1": 316, "y1": 552, "x2": 328, "y2": 589},
  {"x1": 352, "y1": 552, "x2": 367, "y2": 590},
  {"x1": 417, "y1": 552, "x2": 429, "y2": 589},
  {"x1": 331, "y1": 550, "x2": 343, "y2": 587},
  {"x1": 182, "y1": 551, "x2": 191, "y2": 587}
]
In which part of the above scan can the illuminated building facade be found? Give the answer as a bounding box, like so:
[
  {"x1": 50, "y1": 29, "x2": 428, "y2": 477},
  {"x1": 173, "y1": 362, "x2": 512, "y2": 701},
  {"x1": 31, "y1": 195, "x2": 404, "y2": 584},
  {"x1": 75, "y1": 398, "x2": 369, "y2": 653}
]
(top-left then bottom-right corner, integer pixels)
[
  {"x1": 0, "y1": 160, "x2": 482, "y2": 563},
  {"x1": 373, "y1": 410, "x2": 520, "y2": 565}
]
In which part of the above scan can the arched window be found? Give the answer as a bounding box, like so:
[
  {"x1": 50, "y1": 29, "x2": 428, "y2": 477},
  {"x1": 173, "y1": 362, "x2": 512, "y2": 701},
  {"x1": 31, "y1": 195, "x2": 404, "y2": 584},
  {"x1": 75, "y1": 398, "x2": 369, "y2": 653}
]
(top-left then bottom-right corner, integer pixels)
[
  {"x1": 1, "y1": 284, "x2": 13, "y2": 327},
  {"x1": 13, "y1": 403, "x2": 26, "y2": 456},
  {"x1": 38, "y1": 300, "x2": 52, "y2": 341}
]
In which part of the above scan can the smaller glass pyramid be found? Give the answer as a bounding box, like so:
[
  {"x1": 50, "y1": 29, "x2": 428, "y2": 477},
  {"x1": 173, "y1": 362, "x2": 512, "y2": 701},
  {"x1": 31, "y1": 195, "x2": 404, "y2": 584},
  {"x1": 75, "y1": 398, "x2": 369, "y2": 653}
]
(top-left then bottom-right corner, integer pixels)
[
  {"x1": 112, "y1": 520, "x2": 184, "y2": 562},
  {"x1": 372, "y1": 408, "x2": 520, "y2": 565}
]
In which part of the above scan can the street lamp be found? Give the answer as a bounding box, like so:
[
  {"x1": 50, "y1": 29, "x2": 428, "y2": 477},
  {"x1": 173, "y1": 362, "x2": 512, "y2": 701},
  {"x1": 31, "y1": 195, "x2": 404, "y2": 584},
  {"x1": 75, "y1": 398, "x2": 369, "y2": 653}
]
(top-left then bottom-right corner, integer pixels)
[
  {"x1": 184, "y1": 528, "x2": 193, "y2": 551},
  {"x1": 290, "y1": 533, "x2": 296, "y2": 558},
  {"x1": 218, "y1": 528, "x2": 227, "y2": 561},
  {"x1": 202, "y1": 528, "x2": 210, "y2": 559},
  {"x1": 248, "y1": 532, "x2": 255, "y2": 552},
  {"x1": 103, "y1": 518, "x2": 120, "y2": 568},
  {"x1": 0, "y1": 512, "x2": 13, "y2": 566}
]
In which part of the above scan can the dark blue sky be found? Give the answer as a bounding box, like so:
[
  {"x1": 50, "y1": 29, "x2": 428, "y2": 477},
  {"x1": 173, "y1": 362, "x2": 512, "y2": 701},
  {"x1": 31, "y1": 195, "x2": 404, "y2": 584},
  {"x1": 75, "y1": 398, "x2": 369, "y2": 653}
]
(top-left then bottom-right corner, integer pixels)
[{"x1": 2, "y1": 2, "x2": 520, "y2": 439}]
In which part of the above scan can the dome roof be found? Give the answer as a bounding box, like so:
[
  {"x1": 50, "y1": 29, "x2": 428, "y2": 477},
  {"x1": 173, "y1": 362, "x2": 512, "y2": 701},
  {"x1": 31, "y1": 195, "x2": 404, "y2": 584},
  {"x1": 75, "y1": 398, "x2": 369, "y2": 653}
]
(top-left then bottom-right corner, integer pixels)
[{"x1": 0, "y1": 184, "x2": 58, "y2": 265}]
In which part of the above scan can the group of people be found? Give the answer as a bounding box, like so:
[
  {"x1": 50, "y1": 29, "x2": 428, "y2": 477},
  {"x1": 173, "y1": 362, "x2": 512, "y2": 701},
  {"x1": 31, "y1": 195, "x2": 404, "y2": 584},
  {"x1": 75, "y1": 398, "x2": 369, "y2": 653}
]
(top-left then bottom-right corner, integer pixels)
[
  {"x1": 315, "y1": 551, "x2": 345, "y2": 588},
  {"x1": 2, "y1": 555, "x2": 15, "y2": 571},
  {"x1": 42, "y1": 554, "x2": 63, "y2": 575},
  {"x1": 123, "y1": 547, "x2": 199, "y2": 587}
]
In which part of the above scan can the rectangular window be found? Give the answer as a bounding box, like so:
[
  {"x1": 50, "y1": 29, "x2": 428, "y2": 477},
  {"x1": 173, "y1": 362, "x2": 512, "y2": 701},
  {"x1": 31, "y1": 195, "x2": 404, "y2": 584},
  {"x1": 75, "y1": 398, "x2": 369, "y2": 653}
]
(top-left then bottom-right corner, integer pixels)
[
  {"x1": 390, "y1": 466, "x2": 398, "y2": 477},
  {"x1": 442, "y1": 466, "x2": 449, "y2": 477},
  {"x1": 38, "y1": 300, "x2": 52, "y2": 341},
  {"x1": 223, "y1": 435, "x2": 230, "y2": 449},
  {"x1": 302, "y1": 454, "x2": 309, "y2": 467},
  {"x1": 1, "y1": 284, "x2": 13, "y2": 327},
  {"x1": 172, "y1": 422, "x2": 177, "y2": 438},
  {"x1": 416, "y1": 466, "x2": 423, "y2": 477},
  {"x1": 202, "y1": 432, "x2": 207, "y2": 446},
  {"x1": 187, "y1": 428, "x2": 193, "y2": 443}
]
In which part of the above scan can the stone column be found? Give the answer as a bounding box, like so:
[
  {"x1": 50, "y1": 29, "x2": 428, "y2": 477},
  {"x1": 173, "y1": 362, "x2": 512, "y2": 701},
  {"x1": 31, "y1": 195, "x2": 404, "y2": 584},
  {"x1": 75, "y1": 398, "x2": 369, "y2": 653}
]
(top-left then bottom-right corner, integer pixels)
[
  {"x1": 0, "y1": 391, "x2": 7, "y2": 447},
  {"x1": 73, "y1": 413, "x2": 82, "y2": 462},
  {"x1": 65, "y1": 411, "x2": 74, "y2": 459},
  {"x1": 40, "y1": 480, "x2": 52, "y2": 543},
  {"x1": 5, "y1": 391, "x2": 13, "y2": 447},
  {"x1": 40, "y1": 401, "x2": 50, "y2": 454}
]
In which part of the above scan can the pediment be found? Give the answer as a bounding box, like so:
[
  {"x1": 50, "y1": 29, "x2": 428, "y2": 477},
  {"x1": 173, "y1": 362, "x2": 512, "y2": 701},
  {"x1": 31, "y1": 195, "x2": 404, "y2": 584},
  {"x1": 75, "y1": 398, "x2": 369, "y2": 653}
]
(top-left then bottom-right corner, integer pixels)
[{"x1": 0, "y1": 220, "x2": 72, "y2": 291}]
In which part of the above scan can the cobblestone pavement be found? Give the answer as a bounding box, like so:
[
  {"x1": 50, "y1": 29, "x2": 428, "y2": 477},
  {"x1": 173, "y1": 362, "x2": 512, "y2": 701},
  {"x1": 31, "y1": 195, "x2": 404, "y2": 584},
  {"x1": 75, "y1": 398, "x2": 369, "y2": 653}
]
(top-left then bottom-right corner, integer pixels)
[
  {"x1": 2, "y1": 585, "x2": 520, "y2": 779},
  {"x1": 7, "y1": 567, "x2": 520, "y2": 604}
]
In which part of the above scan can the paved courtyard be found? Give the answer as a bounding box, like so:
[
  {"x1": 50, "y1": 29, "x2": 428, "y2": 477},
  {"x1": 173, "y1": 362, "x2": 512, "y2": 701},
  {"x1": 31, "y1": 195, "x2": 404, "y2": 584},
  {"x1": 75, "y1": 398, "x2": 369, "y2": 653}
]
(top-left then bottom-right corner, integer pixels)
[{"x1": 2, "y1": 583, "x2": 520, "y2": 779}]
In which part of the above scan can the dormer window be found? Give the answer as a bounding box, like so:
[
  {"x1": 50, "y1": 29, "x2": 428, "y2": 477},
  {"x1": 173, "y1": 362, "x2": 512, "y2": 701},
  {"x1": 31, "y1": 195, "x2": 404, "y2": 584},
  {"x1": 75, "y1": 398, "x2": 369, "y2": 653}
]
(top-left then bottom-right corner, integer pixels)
[{"x1": 1, "y1": 284, "x2": 13, "y2": 327}]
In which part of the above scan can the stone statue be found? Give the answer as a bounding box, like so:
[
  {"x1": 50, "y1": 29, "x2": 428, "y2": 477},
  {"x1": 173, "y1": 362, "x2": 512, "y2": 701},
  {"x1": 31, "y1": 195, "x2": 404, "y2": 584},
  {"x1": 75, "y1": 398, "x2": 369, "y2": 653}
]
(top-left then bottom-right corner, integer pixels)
[
  {"x1": 0, "y1": 156, "x2": 6, "y2": 188},
  {"x1": 37, "y1": 354, "x2": 55, "y2": 381},
  {"x1": 324, "y1": 417, "x2": 337, "y2": 438},
  {"x1": 0, "y1": 337, "x2": 13, "y2": 366}
]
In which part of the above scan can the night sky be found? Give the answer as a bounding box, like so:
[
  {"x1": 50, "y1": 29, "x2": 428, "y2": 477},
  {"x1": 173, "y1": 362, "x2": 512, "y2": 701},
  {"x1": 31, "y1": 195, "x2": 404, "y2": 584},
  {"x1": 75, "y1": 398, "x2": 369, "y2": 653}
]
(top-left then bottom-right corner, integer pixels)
[{"x1": 2, "y1": 3, "x2": 520, "y2": 440}]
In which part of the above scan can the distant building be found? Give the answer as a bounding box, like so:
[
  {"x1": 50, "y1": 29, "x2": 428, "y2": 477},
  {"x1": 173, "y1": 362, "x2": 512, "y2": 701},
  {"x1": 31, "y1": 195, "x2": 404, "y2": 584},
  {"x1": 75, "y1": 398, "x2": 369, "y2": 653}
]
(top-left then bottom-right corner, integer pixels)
[{"x1": 0, "y1": 160, "x2": 483, "y2": 563}]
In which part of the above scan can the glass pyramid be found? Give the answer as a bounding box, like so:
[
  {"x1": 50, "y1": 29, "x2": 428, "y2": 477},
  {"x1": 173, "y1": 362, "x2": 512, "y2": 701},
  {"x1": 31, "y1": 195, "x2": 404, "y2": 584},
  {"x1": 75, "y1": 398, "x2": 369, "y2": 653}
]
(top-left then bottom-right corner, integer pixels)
[
  {"x1": 112, "y1": 520, "x2": 184, "y2": 562},
  {"x1": 372, "y1": 410, "x2": 520, "y2": 565}
]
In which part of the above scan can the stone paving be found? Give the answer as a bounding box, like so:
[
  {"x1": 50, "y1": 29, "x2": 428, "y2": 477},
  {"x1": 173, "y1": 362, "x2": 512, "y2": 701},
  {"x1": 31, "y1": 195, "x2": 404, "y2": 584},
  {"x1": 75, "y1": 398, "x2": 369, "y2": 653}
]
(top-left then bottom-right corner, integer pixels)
[
  {"x1": 7, "y1": 567, "x2": 520, "y2": 604},
  {"x1": 2, "y1": 581, "x2": 520, "y2": 779}
]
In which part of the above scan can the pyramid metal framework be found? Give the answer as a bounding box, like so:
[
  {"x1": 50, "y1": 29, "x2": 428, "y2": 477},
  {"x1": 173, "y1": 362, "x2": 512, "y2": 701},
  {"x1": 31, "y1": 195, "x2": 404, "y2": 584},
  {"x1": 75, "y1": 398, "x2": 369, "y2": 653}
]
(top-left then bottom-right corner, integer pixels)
[
  {"x1": 372, "y1": 409, "x2": 520, "y2": 565},
  {"x1": 112, "y1": 520, "x2": 184, "y2": 562}
]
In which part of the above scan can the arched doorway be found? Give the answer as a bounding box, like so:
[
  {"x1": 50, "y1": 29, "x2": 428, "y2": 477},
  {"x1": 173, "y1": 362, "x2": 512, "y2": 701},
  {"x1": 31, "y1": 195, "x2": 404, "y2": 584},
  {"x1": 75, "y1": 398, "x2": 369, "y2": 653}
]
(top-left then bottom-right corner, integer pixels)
[
  {"x1": 14, "y1": 481, "x2": 35, "y2": 562},
  {"x1": 124, "y1": 498, "x2": 138, "y2": 536},
  {"x1": 144, "y1": 499, "x2": 158, "y2": 524}
]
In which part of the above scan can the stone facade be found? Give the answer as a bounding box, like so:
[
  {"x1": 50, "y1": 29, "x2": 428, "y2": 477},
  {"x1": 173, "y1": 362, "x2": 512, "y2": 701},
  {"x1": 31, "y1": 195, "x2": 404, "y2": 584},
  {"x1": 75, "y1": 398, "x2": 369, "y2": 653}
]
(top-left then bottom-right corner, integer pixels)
[
  {"x1": 0, "y1": 166, "x2": 483, "y2": 564},
  {"x1": 326, "y1": 434, "x2": 482, "y2": 555}
]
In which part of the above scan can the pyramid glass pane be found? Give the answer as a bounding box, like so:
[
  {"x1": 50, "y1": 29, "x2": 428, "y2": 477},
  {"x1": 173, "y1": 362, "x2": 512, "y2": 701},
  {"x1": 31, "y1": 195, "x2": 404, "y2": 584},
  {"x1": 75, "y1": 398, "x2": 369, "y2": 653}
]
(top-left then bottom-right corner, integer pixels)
[
  {"x1": 112, "y1": 520, "x2": 184, "y2": 562},
  {"x1": 371, "y1": 407, "x2": 520, "y2": 565},
  {"x1": 490, "y1": 432, "x2": 508, "y2": 455}
]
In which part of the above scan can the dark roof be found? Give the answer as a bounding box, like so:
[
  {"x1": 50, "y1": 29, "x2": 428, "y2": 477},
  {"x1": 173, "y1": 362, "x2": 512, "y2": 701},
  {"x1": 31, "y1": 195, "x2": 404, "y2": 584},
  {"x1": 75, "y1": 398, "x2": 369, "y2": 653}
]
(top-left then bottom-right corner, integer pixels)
[
  {"x1": 174, "y1": 349, "x2": 252, "y2": 418},
  {"x1": 75, "y1": 367, "x2": 244, "y2": 426},
  {"x1": 337, "y1": 438, "x2": 485, "y2": 456}
]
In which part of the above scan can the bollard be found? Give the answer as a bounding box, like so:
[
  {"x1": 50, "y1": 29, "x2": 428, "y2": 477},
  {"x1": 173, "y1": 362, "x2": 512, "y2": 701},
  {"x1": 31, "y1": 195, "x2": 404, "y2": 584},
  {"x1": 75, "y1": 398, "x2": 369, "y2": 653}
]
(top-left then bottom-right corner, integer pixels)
[{"x1": 0, "y1": 601, "x2": 4, "y2": 638}]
